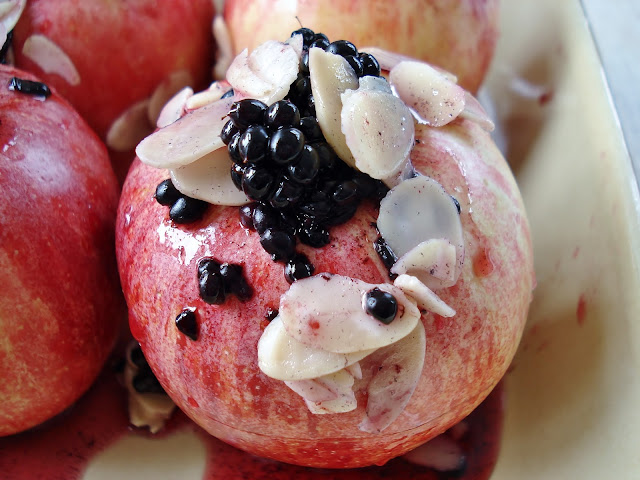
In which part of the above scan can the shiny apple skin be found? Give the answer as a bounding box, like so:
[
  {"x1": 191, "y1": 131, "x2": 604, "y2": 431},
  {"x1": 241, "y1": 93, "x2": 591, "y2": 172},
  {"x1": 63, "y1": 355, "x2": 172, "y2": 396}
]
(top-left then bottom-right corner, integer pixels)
[
  {"x1": 0, "y1": 66, "x2": 125, "y2": 437},
  {"x1": 223, "y1": 0, "x2": 499, "y2": 93},
  {"x1": 116, "y1": 116, "x2": 533, "y2": 467},
  {"x1": 12, "y1": 0, "x2": 215, "y2": 181}
]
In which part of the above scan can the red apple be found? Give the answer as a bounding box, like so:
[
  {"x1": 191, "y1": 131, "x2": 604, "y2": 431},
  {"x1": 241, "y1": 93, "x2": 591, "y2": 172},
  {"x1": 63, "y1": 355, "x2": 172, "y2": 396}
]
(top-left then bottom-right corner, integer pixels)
[
  {"x1": 0, "y1": 65, "x2": 125, "y2": 436},
  {"x1": 11, "y1": 0, "x2": 216, "y2": 182},
  {"x1": 223, "y1": 0, "x2": 499, "y2": 93},
  {"x1": 116, "y1": 105, "x2": 533, "y2": 467}
]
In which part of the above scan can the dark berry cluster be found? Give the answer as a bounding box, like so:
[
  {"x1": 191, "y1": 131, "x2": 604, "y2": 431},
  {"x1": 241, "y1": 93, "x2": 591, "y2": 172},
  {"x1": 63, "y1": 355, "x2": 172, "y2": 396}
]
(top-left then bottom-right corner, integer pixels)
[
  {"x1": 155, "y1": 178, "x2": 208, "y2": 224},
  {"x1": 197, "y1": 257, "x2": 253, "y2": 305},
  {"x1": 129, "y1": 344, "x2": 166, "y2": 394}
]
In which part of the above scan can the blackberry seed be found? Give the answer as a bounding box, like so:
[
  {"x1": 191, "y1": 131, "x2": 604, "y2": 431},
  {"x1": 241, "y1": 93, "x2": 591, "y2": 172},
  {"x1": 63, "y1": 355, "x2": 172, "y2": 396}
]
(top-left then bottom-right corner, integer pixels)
[
  {"x1": 169, "y1": 196, "x2": 208, "y2": 224},
  {"x1": 284, "y1": 253, "x2": 315, "y2": 283},
  {"x1": 239, "y1": 203, "x2": 256, "y2": 229},
  {"x1": 230, "y1": 163, "x2": 244, "y2": 190},
  {"x1": 299, "y1": 116, "x2": 323, "y2": 143},
  {"x1": 359, "y1": 53, "x2": 381, "y2": 77},
  {"x1": 220, "y1": 119, "x2": 239, "y2": 145},
  {"x1": 175, "y1": 309, "x2": 199, "y2": 341},
  {"x1": 242, "y1": 166, "x2": 275, "y2": 201},
  {"x1": 229, "y1": 99, "x2": 268, "y2": 129},
  {"x1": 270, "y1": 127, "x2": 305, "y2": 165},
  {"x1": 252, "y1": 203, "x2": 280, "y2": 234},
  {"x1": 239, "y1": 125, "x2": 270, "y2": 164},
  {"x1": 198, "y1": 269, "x2": 226, "y2": 304},
  {"x1": 326, "y1": 40, "x2": 358, "y2": 57},
  {"x1": 155, "y1": 179, "x2": 180, "y2": 206},
  {"x1": 219, "y1": 263, "x2": 253, "y2": 301},
  {"x1": 344, "y1": 55, "x2": 364, "y2": 77},
  {"x1": 259, "y1": 228, "x2": 296, "y2": 261},
  {"x1": 288, "y1": 144, "x2": 320, "y2": 185},
  {"x1": 265, "y1": 100, "x2": 301, "y2": 130},
  {"x1": 364, "y1": 288, "x2": 398, "y2": 324}
]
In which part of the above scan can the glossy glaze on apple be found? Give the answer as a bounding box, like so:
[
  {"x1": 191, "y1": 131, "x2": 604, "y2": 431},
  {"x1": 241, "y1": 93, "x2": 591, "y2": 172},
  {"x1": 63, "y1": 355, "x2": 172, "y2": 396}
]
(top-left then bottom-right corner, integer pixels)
[{"x1": 117, "y1": 33, "x2": 534, "y2": 468}]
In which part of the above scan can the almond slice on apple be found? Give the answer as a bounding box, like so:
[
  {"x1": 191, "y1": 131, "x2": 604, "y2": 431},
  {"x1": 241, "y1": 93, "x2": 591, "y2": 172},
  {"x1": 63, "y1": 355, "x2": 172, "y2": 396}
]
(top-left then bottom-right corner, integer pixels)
[
  {"x1": 359, "y1": 322, "x2": 426, "y2": 433},
  {"x1": 258, "y1": 316, "x2": 374, "y2": 381},
  {"x1": 360, "y1": 46, "x2": 458, "y2": 83},
  {"x1": 389, "y1": 60, "x2": 466, "y2": 127},
  {"x1": 21, "y1": 34, "x2": 81, "y2": 86},
  {"x1": 301, "y1": 369, "x2": 357, "y2": 414},
  {"x1": 147, "y1": 70, "x2": 193, "y2": 126},
  {"x1": 378, "y1": 175, "x2": 464, "y2": 286},
  {"x1": 226, "y1": 40, "x2": 300, "y2": 104},
  {"x1": 393, "y1": 274, "x2": 456, "y2": 318},
  {"x1": 0, "y1": 0, "x2": 26, "y2": 32},
  {"x1": 279, "y1": 273, "x2": 420, "y2": 354},
  {"x1": 284, "y1": 378, "x2": 338, "y2": 403},
  {"x1": 156, "y1": 86, "x2": 193, "y2": 128},
  {"x1": 169, "y1": 148, "x2": 249, "y2": 206},
  {"x1": 341, "y1": 86, "x2": 414, "y2": 181},
  {"x1": 106, "y1": 99, "x2": 153, "y2": 152},
  {"x1": 459, "y1": 91, "x2": 495, "y2": 132},
  {"x1": 136, "y1": 96, "x2": 236, "y2": 169},
  {"x1": 185, "y1": 80, "x2": 235, "y2": 111},
  {"x1": 308, "y1": 47, "x2": 358, "y2": 168},
  {"x1": 391, "y1": 238, "x2": 458, "y2": 290}
]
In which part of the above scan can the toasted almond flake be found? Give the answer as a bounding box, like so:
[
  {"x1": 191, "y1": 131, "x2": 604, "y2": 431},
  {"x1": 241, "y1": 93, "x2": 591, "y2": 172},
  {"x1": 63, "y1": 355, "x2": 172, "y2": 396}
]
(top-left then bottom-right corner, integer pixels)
[
  {"x1": 22, "y1": 34, "x2": 80, "y2": 86},
  {"x1": 156, "y1": 86, "x2": 193, "y2": 128},
  {"x1": 359, "y1": 322, "x2": 426, "y2": 433},
  {"x1": 403, "y1": 435, "x2": 466, "y2": 472},
  {"x1": 391, "y1": 238, "x2": 457, "y2": 289},
  {"x1": 147, "y1": 70, "x2": 193, "y2": 125},
  {"x1": 393, "y1": 274, "x2": 456, "y2": 318},
  {"x1": 378, "y1": 175, "x2": 464, "y2": 287},
  {"x1": 136, "y1": 96, "x2": 235, "y2": 169},
  {"x1": 341, "y1": 87, "x2": 414, "y2": 180},
  {"x1": 308, "y1": 47, "x2": 358, "y2": 168},
  {"x1": 257, "y1": 315, "x2": 375, "y2": 381},
  {"x1": 459, "y1": 91, "x2": 495, "y2": 132},
  {"x1": 226, "y1": 40, "x2": 299, "y2": 104},
  {"x1": 212, "y1": 15, "x2": 233, "y2": 80},
  {"x1": 169, "y1": 148, "x2": 249, "y2": 206},
  {"x1": 106, "y1": 99, "x2": 154, "y2": 152},
  {"x1": 0, "y1": 0, "x2": 25, "y2": 32},
  {"x1": 279, "y1": 273, "x2": 420, "y2": 354},
  {"x1": 389, "y1": 61, "x2": 466, "y2": 127}
]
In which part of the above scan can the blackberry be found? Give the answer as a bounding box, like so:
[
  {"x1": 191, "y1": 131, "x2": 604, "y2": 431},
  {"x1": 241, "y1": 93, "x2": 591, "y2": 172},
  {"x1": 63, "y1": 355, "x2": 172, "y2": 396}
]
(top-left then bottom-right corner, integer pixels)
[
  {"x1": 169, "y1": 196, "x2": 208, "y2": 224},
  {"x1": 374, "y1": 237, "x2": 398, "y2": 273},
  {"x1": 284, "y1": 253, "x2": 315, "y2": 283},
  {"x1": 175, "y1": 309, "x2": 199, "y2": 341},
  {"x1": 219, "y1": 263, "x2": 253, "y2": 301},
  {"x1": 220, "y1": 119, "x2": 239, "y2": 145},
  {"x1": 239, "y1": 125, "x2": 270, "y2": 164},
  {"x1": 270, "y1": 178, "x2": 304, "y2": 209},
  {"x1": 269, "y1": 127, "x2": 305, "y2": 165},
  {"x1": 364, "y1": 288, "x2": 398, "y2": 324},
  {"x1": 344, "y1": 55, "x2": 364, "y2": 77},
  {"x1": 326, "y1": 40, "x2": 358, "y2": 57},
  {"x1": 155, "y1": 179, "x2": 181, "y2": 206},
  {"x1": 260, "y1": 228, "x2": 296, "y2": 261},
  {"x1": 291, "y1": 27, "x2": 315, "y2": 47},
  {"x1": 359, "y1": 52, "x2": 381, "y2": 77},
  {"x1": 197, "y1": 259, "x2": 225, "y2": 305},
  {"x1": 288, "y1": 144, "x2": 320, "y2": 185},
  {"x1": 242, "y1": 166, "x2": 275, "y2": 201},
  {"x1": 252, "y1": 203, "x2": 280, "y2": 234},
  {"x1": 265, "y1": 100, "x2": 300, "y2": 130}
]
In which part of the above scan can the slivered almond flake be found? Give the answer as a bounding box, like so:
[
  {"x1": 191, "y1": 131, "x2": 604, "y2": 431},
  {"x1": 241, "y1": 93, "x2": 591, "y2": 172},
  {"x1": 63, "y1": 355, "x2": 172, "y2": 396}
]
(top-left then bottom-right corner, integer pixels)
[
  {"x1": 106, "y1": 99, "x2": 153, "y2": 152},
  {"x1": 22, "y1": 34, "x2": 80, "y2": 86}
]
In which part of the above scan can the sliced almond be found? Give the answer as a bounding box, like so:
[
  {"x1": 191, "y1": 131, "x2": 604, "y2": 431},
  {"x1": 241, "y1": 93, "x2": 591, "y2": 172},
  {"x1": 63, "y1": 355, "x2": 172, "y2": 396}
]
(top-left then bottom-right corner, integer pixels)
[
  {"x1": 0, "y1": 0, "x2": 26, "y2": 33},
  {"x1": 147, "y1": 70, "x2": 193, "y2": 126},
  {"x1": 284, "y1": 378, "x2": 338, "y2": 403},
  {"x1": 389, "y1": 61, "x2": 465, "y2": 127},
  {"x1": 258, "y1": 316, "x2": 374, "y2": 381},
  {"x1": 156, "y1": 86, "x2": 193, "y2": 128},
  {"x1": 341, "y1": 87, "x2": 414, "y2": 180},
  {"x1": 393, "y1": 274, "x2": 456, "y2": 318},
  {"x1": 21, "y1": 34, "x2": 80, "y2": 86},
  {"x1": 135, "y1": 96, "x2": 235, "y2": 169},
  {"x1": 226, "y1": 40, "x2": 300, "y2": 104},
  {"x1": 212, "y1": 15, "x2": 233, "y2": 80},
  {"x1": 378, "y1": 175, "x2": 464, "y2": 285},
  {"x1": 391, "y1": 238, "x2": 458, "y2": 289},
  {"x1": 279, "y1": 273, "x2": 420, "y2": 354},
  {"x1": 169, "y1": 148, "x2": 249, "y2": 206},
  {"x1": 360, "y1": 46, "x2": 458, "y2": 83},
  {"x1": 459, "y1": 91, "x2": 495, "y2": 132},
  {"x1": 106, "y1": 99, "x2": 153, "y2": 152},
  {"x1": 303, "y1": 369, "x2": 357, "y2": 414},
  {"x1": 359, "y1": 322, "x2": 426, "y2": 433},
  {"x1": 308, "y1": 47, "x2": 358, "y2": 168}
]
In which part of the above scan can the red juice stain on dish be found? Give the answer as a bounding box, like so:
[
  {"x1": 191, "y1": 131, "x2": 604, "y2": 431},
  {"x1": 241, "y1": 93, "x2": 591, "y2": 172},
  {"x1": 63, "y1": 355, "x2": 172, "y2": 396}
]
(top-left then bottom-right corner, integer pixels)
[
  {"x1": 576, "y1": 294, "x2": 587, "y2": 326},
  {"x1": 0, "y1": 361, "x2": 503, "y2": 480}
]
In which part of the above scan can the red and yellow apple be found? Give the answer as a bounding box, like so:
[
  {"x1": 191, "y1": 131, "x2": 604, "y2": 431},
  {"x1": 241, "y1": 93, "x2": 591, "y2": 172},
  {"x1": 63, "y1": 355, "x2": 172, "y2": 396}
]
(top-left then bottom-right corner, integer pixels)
[
  {"x1": 116, "y1": 108, "x2": 533, "y2": 467},
  {"x1": 223, "y1": 0, "x2": 500, "y2": 93},
  {"x1": 11, "y1": 0, "x2": 216, "y2": 181},
  {"x1": 0, "y1": 65, "x2": 125, "y2": 436}
]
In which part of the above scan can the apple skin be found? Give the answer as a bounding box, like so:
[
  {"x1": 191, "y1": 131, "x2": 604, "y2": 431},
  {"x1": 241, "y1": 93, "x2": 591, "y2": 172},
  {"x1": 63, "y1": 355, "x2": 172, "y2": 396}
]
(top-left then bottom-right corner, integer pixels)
[
  {"x1": 0, "y1": 65, "x2": 125, "y2": 437},
  {"x1": 223, "y1": 0, "x2": 499, "y2": 93},
  {"x1": 116, "y1": 104, "x2": 533, "y2": 467},
  {"x1": 11, "y1": 0, "x2": 215, "y2": 182}
]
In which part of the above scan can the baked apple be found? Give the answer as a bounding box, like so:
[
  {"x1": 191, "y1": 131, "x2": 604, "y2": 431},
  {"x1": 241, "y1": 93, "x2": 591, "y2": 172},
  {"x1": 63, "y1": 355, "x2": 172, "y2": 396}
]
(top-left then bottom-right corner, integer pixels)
[
  {"x1": 0, "y1": 65, "x2": 124, "y2": 436},
  {"x1": 116, "y1": 30, "x2": 533, "y2": 468},
  {"x1": 11, "y1": 0, "x2": 215, "y2": 181},
  {"x1": 223, "y1": 0, "x2": 499, "y2": 93}
]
